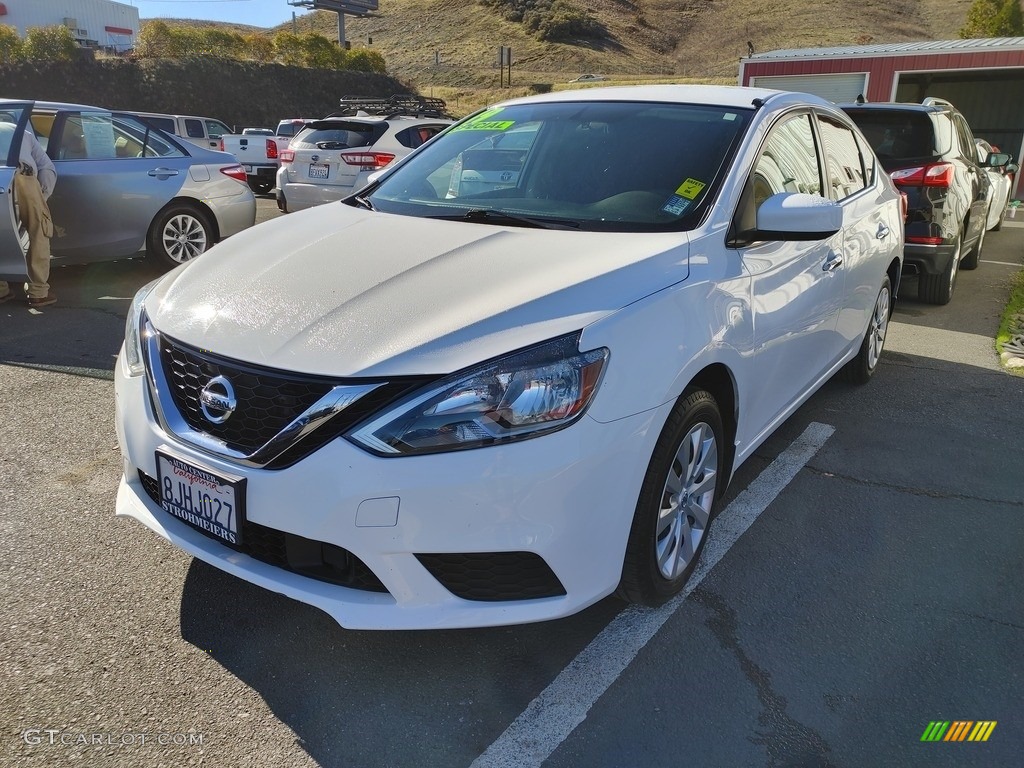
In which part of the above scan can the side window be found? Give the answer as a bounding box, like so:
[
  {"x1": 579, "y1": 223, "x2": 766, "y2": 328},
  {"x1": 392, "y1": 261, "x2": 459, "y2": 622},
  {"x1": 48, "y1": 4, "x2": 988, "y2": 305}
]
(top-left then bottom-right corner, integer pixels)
[
  {"x1": 395, "y1": 124, "x2": 446, "y2": 149},
  {"x1": 30, "y1": 113, "x2": 55, "y2": 155},
  {"x1": 751, "y1": 114, "x2": 822, "y2": 212},
  {"x1": 112, "y1": 115, "x2": 185, "y2": 159},
  {"x1": 819, "y1": 117, "x2": 867, "y2": 201},
  {"x1": 854, "y1": 132, "x2": 875, "y2": 186},
  {"x1": 206, "y1": 120, "x2": 230, "y2": 139},
  {"x1": 184, "y1": 119, "x2": 204, "y2": 139},
  {"x1": 954, "y1": 116, "x2": 976, "y2": 162},
  {"x1": 57, "y1": 113, "x2": 117, "y2": 160},
  {"x1": 145, "y1": 116, "x2": 176, "y2": 134}
]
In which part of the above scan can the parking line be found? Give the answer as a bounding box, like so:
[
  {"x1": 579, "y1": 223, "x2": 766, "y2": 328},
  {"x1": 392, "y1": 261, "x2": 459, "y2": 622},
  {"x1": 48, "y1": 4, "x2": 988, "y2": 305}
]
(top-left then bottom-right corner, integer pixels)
[
  {"x1": 470, "y1": 421, "x2": 836, "y2": 768},
  {"x1": 979, "y1": 260, "x2": 1024, "y2": 267}
]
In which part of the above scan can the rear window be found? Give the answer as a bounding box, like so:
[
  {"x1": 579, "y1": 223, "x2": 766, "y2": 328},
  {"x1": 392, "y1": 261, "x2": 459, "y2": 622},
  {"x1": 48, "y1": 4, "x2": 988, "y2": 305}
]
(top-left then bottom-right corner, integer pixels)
[
  {"x1": 276, "y1": 121, "x2": 304, "y2": 137},
  {"x1": 844, "y1": 109, "x2": 945, "y2": 162},
  {"x1": 292, "y1": 121, "x2": 382, "y2": 150}
]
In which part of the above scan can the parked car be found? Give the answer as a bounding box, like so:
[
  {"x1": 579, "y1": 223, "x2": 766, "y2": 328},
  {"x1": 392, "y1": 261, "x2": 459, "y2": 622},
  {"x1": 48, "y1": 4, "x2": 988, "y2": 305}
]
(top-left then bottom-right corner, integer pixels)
[
  {"x1": 569, "y1": 74, "x2": 609, "y2": 83},
  {"x1": 275, "y1": 111, "x2": 452, "y2": 213},
  {"x1": 133, "y1": 112, "x2": 234, "y2": 152},
  {"x1": 0, "y1": 99, "x2": 255, "y2": 275},
  {"x1": 975, "y1": 138, "x2": 1017, "y2": 231},
  {"x1": 274, "y1": 118, "x2": 317, "y2": 140},
  {"x1": 220, "y1": 132, "x2": 282, "y2": 195},
  {"x1": 115, "y1": 85, "x2": 903, "y2": 630},
  {"x1": 840, "y1": 97, "x2": 989, "y2": 304}
]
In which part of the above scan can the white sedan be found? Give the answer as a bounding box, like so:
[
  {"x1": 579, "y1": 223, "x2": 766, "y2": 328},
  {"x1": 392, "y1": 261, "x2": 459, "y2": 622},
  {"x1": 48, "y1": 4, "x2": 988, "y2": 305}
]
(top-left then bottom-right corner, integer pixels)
[
  {"x1": 976, "y1": 138, "x2": 1017, "y2": 231},
  {"x1": 114, "y1": 85, "x2": 903, "y2": 630}
]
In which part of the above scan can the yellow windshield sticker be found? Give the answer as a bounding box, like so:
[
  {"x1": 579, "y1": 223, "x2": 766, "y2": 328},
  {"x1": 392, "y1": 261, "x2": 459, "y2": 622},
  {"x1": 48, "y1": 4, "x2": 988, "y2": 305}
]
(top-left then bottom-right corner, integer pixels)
[
  {"x1": 675, "y1": 178, "x2": 706, "y2": 200},
  {"x1": 453, "y1": 108, "x2": 515, "y2": 132}
]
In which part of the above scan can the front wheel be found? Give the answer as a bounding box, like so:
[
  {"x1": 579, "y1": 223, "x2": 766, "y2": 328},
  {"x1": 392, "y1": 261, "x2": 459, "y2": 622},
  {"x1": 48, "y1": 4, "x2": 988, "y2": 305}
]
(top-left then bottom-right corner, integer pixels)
[
  {"x1": 960, "y1": 219, "x2": 984, "y2": 270},
  {"x1": 618, "y1": 389, "x2": 723, "y2": 604},
  {"x1": 844, "y1": 275, "x2": 891, "y2": 384},
  {"x1": 147, "y1": 204, "x2": 214, "y2": 269}
]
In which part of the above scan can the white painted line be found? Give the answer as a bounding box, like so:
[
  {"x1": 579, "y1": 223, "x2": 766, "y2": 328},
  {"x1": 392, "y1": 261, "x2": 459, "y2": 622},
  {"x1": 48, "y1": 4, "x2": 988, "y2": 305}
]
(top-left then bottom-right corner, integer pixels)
[
  {"x1": 471, "y1": 421, "x2": 835, "y2": 768},
  {"x1": 98, "y1": 296, "x2": 133, "y2": 301},
  {"x1": 979, "y1": 260, "x2": 1024, "y2": 268}
]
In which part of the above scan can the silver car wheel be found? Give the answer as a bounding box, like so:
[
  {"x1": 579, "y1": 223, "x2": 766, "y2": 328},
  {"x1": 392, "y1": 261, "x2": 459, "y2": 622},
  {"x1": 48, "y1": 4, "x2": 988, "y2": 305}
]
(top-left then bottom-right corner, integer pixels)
[
  {"x1": 655, "y1": 421, "x2": 718, "y2": 580},
  {"x1": 867, "y1": 281, "x2": 891, "y2": 371},
  {"x1": 162, "y1": 213, "x2": 209, "y2": 263}
]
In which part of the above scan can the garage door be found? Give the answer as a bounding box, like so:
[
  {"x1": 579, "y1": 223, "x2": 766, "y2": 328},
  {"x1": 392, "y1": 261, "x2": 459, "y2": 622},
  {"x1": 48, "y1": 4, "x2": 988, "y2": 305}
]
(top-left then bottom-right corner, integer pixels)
[{"x1": 751, "y1": 73, "x2": 868, "y2": 103}]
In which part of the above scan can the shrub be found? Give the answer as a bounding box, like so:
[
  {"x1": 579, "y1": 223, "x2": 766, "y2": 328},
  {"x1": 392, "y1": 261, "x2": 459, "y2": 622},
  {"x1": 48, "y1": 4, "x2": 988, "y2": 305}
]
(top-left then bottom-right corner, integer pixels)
[
  {"x1": 22, "y1": 25, "x2": 77, "y2": 62},
  {"x1": 0, "y1": 24, "x2": 23, "y2": 63}
]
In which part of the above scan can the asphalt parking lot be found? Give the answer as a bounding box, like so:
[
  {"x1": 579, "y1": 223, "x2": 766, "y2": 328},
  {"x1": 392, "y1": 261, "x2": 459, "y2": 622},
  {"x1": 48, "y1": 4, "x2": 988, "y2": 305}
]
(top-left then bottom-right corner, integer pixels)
[{"x1": 1, "y1": 197, "x2": 1023, "y2": 767}]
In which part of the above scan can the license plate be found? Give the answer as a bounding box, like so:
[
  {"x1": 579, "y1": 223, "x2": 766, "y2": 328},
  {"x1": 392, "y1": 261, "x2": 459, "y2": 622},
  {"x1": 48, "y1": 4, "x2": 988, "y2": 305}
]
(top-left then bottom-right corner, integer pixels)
[
  {"x1": 308, "y1": 163, "x2": 329, "y2": 179},
  {"x1": 156, "y1": 452, "x2": 244, "y2": 545},
  {"x1": 242, "y1": 164, "x2": 253, "y2": 173}
]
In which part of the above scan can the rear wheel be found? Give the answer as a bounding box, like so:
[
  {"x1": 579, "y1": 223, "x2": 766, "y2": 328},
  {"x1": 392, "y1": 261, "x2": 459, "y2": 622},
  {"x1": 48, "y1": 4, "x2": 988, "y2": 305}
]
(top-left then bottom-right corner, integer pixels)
[
  {"x1": 844, "y1": 275, "x2": 891, "y2": 384},
  {"x1": 618, "y1": 389, "x2": 723, "y2": 604},
  {"x1": 147, "y1": 204, "x2": 213, "y2": 269},
  {"x1": 918, "y1": 232, "x2": 961, "y2": 305}
]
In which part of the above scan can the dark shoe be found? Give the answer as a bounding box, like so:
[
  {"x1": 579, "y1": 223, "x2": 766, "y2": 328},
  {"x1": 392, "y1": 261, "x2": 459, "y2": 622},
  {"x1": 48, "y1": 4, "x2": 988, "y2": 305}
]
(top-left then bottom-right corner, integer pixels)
[
  {"x1": 27, "y1": 292, "x2": 57, "y2": 308},
  {"x1": 0, "y1": 291, "x2": 13, "y2": 304}
]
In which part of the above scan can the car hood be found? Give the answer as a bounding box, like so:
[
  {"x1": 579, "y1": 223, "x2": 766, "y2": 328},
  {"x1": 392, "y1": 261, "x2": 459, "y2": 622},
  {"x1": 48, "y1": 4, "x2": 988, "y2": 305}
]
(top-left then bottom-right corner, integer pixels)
[{"x1": 147, "y1": 205, "x2": 690, "y2": 377}]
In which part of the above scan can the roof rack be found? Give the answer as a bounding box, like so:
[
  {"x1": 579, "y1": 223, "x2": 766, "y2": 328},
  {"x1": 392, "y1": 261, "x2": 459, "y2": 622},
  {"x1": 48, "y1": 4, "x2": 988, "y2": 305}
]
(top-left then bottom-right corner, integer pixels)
[
  {"x1": 328, "y1": 94, "x2": 452, "y2": 119},
  {"x1": 922, "y1": 96, "x2": 956, "y2": 109}
]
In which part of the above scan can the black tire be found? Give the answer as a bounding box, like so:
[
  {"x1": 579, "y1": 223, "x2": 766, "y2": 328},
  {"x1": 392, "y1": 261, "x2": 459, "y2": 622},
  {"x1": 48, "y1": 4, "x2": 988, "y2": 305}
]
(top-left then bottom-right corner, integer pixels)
[
  {"x1": 248, "y1": 179, "x2": 273, "y2": 195},
  {"x1": 960, "y1": 219, "x2": 984, "y2": 271},
  {"x1": 918, "y1": 232, "x2": 961, "y2": 305},
  {"x1": 844, "y1": 275, "x2": 891, "y2": 384},
  {"x1": 276, "y1": 193, "x2": 289, "y2": 214},
  {"x1": 618, "y1": 389, "x2": 724, "y2": 605},
  {"x1": 147, "y1": 204, "x2": 214, "y2": 269}
]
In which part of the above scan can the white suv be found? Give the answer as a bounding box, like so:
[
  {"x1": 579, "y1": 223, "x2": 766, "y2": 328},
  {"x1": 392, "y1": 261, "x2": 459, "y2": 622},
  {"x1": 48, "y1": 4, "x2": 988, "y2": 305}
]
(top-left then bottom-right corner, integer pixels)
[{"x1": 276, "y1": 114, "x2": 452, "y2": 212}]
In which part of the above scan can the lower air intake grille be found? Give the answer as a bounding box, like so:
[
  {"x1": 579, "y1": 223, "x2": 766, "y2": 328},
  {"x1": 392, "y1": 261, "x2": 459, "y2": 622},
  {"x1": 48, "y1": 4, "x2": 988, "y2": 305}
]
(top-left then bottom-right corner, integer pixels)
[
  {"x1": 138, "y1": 469, "x2": 387, "y2": 593},
  {"x1": 415, "y1": 552, "x2": 566, "y2": 601}
]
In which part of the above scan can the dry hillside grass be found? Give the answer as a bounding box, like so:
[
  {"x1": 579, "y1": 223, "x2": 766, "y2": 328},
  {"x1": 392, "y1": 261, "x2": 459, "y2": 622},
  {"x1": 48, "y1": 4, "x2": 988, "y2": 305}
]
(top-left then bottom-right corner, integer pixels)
[
  {"x1": 157, "y1": 0, "x2": 976, "y2": 94},
  {"x1": 280, "y1": 0, "x2": 974, "y2": 86}
]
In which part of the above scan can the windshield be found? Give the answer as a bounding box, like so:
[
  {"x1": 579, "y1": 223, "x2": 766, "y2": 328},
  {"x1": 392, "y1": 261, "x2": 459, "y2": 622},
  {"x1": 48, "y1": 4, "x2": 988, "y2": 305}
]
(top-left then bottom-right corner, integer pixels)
[{"x1": 365, "y1": 101, "x2": 752, "y2": 231}]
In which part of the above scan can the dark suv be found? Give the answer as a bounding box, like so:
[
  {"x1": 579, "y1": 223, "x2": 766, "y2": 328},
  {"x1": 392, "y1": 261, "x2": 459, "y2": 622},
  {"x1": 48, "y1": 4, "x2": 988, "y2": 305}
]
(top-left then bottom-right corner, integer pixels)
[{"x1": 841, "y1": 98, "x2": 991, "y2": 304}]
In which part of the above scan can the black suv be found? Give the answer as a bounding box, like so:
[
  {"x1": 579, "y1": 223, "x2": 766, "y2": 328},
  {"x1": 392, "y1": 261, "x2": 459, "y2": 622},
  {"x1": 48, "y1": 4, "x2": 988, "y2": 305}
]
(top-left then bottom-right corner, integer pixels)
[{"x1": 841, "y1": 98, "x2": 991, "y2": 304}]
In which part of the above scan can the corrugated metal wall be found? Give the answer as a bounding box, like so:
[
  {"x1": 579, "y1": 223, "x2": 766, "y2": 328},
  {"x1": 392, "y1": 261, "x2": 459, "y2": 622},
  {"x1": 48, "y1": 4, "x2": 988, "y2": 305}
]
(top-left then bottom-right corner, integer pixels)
[{"x1": 1, "y1": 0, "x2": 139, "y2": 50}]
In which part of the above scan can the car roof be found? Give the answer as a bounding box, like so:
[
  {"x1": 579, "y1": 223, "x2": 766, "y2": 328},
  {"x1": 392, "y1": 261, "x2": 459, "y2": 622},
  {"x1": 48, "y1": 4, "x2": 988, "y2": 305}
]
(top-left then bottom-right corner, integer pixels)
[
  {"x1": 838, "y1": 101, "x2": 952, "y2": 114},
  {"x1": 0, "y1": 98, "x2": 104, "y2": 112},
  {"x1": 495, "y1": 84, "x2": 830, "y2": 111}
]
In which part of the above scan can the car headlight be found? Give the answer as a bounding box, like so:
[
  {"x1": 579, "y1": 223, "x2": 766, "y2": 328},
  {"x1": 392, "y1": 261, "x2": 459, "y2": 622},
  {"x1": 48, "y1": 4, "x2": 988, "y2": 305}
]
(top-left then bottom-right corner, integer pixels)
[
  {"x1": 124, "y1": 279, "x2": 159, "y2": 377},
  {"x1": 347, "y1": 334, "x2": 609, "y2": 456}
]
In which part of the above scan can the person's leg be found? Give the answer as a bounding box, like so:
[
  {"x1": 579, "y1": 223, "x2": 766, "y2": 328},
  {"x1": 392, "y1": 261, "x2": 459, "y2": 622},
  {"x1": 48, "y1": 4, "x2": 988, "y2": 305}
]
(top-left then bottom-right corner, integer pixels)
[
  {"x1": 0, "y1": 279, "x2": 10, "y2": 301},
  {"x1": 14, "y1": 173, "x2": 51, "y2": 300}
]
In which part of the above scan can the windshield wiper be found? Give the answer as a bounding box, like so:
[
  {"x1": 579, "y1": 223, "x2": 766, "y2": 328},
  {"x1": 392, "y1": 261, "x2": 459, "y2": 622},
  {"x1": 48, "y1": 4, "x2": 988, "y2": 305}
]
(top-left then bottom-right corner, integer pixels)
[
  {"x1": 350, "y1": 195, "x2": 375, "y2": 211},
  {"x1": 451, "y1": 209, "x2": 580, "y2": 230}
]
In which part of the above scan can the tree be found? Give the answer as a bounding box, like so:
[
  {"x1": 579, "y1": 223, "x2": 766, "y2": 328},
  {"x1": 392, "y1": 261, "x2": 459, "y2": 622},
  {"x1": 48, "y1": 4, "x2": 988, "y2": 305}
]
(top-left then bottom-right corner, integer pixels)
[
  {"x1": 136, "y1": 20, "x2": 174, "y2": 58},
  {"x1": 960, "y1": 0, "x2": 1024, "y2": 38}
]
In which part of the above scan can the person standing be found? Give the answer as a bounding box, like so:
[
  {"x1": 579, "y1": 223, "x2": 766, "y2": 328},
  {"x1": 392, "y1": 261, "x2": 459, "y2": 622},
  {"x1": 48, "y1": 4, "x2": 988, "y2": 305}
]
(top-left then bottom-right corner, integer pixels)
[{"x1": 0, "y1": 124, "x2": 57, "y2": 307}]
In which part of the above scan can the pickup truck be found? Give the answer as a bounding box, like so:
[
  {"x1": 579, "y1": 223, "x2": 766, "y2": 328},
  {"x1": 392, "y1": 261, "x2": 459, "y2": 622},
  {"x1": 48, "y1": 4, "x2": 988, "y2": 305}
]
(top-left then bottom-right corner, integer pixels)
[
  {"x1": 219, "y1": 133, "x2": 286, "y2": 194},
  {"x1": 220, "y1": 120, "x2": 314, "y2": 194}
]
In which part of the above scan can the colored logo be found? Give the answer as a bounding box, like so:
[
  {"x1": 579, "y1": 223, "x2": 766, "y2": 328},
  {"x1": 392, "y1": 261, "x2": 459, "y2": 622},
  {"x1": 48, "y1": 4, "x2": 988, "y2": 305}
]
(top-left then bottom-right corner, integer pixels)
[{"x1": 920, "y1": 721, "x2": 996, "y2": 742}]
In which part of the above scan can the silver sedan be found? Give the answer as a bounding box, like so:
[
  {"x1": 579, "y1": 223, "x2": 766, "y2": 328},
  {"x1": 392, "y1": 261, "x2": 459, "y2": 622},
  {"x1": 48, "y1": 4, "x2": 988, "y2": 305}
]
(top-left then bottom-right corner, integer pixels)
[{"x1": 0, "y1": 99, "x2": 255, "y2": 278}]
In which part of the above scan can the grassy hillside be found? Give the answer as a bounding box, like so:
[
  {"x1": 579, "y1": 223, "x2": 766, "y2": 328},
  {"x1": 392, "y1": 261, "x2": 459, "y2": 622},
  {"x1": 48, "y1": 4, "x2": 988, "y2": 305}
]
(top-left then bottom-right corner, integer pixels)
[
  {"x1": 279, "y1": 0, "x2": 974, "y2": 86},
  {"x1": 153, "y1": 0, "x2": 976, "y2": 92}
]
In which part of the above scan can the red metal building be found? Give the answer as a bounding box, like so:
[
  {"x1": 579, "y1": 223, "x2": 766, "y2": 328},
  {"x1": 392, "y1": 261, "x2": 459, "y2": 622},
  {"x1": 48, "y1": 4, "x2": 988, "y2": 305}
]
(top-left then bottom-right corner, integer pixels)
[{"x1": 739, "y1": 37, "x2": 1024, "y2": 198}]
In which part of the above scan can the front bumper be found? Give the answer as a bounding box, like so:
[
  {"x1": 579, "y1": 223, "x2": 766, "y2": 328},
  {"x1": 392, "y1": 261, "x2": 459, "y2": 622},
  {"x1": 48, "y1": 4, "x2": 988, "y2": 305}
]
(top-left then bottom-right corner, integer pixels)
[{"x1": 114, "y1": 353, "x2": 668, "y2": 629}]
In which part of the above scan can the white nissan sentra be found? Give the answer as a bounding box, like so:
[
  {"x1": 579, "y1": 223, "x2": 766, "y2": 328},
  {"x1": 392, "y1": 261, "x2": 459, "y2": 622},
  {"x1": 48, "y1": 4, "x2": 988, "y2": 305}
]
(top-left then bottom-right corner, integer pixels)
[{"x1": 114, "y1": 85, "x2": 904, "y2": 630}]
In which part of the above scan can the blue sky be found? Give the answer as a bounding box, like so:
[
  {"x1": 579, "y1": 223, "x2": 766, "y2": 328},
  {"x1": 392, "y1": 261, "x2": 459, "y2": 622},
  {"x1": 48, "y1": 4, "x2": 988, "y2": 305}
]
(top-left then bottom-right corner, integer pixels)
[{"x1": 123, "y1": 1, "x2": 312, "y2": 28}]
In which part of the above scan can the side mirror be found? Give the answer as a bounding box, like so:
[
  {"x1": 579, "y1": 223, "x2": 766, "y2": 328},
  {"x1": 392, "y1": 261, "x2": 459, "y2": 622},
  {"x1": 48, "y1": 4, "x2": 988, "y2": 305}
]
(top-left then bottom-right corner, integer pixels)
[
  {"x1": 986, "y1": 152, "x2": 1011, "y2": 168},
  {"x1": 1006, "y1": 163, "x2": 1020, "y2": 175},
  {"x1": 754, "y1": 193, "x2": 843, "y2": 241}
]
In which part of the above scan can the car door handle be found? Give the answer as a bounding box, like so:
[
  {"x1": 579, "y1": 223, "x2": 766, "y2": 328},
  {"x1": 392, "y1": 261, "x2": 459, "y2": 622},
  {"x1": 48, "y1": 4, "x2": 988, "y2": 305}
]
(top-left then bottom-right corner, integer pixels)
[
  {"x1": 148, "y1": 168, "x2": 180, "y2": 177},
  {"x1": 822, "y1": 252, "x2": 844, "y2": 272},
  {"x1": 876, "y1": 223, "x2": 890, "y2": 239}
]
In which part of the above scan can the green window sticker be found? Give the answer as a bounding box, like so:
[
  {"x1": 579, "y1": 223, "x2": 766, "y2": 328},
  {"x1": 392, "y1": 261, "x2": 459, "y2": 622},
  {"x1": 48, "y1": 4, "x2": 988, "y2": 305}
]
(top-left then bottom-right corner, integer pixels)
[
  {"x1": 453, "y1": 108, "x2": 515, "y2": 132},
  {"x1": 675, "y1": 178, "x2": 706, "y2": 200}
]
